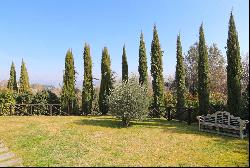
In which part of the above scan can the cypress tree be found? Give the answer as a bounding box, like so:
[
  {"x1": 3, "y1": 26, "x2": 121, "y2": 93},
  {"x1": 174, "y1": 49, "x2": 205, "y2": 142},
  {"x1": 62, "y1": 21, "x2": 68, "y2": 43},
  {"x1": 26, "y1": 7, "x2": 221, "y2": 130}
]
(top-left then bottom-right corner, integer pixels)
[
  {"x1": 19, "y1": 59, "x2": 30, "y2": 93},
  {"x1": 61, "y1": 49, "x2": 77, "y2": 115},
  {"x1": 99, "y1": 47, "x2": 112, "y2": 115},
  {"x1": 82, "y1": 43, "x2": 94, "y2": 115},
  {"x1": 7, "y1": 62, "x2": 18, "y2": 91},
  {"x1": 175, "y1": 34, "x2": 186, "y2": 119},
  {"x1": 138, "y1": 31, "x2": 148, "y2": 87},
  {"x1": 198, "y1": 24, "x2": 209, "y2": 115},
  {"x1": 226, "y1": 11, "x2": 242, "y2": 116},
  {"x1": 150, "y1": 25, "x2": 165, "y2": 117},
  {"x1": 122, "y1": 45, "x2": 128, "y2": 82}
]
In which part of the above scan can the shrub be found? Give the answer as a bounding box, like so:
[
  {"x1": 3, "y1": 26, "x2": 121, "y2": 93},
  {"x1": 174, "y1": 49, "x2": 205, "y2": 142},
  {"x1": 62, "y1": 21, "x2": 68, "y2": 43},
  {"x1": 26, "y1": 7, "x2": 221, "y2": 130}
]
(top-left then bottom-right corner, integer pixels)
[
  {"x1": 47, "y1": 90, "x2": 60, "y2": 104},
  {"x1": 185, "y1": 92, "x2": 199, "y2": 122},
  {"x1": 32, "y1": 90, "x2": 49, "y2": 115},
  {"x1": 108, "y1": 76, "x2": 149, "y2": 127},
  {"x1": 0, "y1": 89, "x2": 16, "y2": 115},
  {"x1": 209, "y1": 92, "x2": 227, "y2": 113},
  {"x1": 15, "y1": 91, "x2": 33, "y2": 115}
]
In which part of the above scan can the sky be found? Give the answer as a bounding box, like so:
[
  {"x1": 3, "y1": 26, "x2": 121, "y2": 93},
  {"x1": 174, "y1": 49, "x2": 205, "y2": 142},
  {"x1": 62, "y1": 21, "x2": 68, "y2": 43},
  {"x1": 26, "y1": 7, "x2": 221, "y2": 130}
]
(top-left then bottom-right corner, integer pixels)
[{"x1": 0, "y1": 0, "x2": 249, "y2": 88}]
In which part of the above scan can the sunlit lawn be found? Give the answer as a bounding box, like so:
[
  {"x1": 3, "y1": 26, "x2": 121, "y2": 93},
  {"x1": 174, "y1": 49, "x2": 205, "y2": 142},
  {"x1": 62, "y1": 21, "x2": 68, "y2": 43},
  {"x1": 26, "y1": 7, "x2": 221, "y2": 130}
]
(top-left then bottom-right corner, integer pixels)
[{"x1": 0, "y1": 116, "x2": 248, "y2": 167}]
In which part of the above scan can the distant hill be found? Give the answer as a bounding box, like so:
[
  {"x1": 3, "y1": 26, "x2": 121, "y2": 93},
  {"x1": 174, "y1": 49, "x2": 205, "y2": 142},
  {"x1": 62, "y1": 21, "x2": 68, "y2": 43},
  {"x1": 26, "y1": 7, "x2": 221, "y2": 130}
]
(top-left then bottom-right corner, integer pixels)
[{"x1": 0, "y1": 80, "x2": 61, "y2": 96}]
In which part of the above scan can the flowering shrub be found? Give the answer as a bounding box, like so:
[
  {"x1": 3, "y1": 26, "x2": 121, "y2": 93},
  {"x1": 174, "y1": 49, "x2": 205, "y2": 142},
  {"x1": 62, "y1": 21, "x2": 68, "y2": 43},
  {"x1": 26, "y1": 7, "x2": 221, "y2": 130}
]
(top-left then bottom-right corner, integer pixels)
[{"x1": 108, "y1": 76, "x2": 149, "y2": 127}]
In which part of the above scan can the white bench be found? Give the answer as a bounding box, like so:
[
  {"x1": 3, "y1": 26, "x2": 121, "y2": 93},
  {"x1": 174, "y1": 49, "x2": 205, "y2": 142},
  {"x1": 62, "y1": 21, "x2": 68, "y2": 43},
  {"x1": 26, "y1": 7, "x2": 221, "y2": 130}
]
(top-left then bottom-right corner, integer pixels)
[{"x1": 197, "y1": 111, "x2": 249, "y2": 139}]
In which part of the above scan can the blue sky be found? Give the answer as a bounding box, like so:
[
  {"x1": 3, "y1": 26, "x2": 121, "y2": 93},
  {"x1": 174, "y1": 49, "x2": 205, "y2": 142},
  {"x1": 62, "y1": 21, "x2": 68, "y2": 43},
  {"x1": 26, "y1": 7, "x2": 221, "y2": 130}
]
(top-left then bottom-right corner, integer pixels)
[{"x1": 0, "y1": 0, "x2": 249, "y2": 88}]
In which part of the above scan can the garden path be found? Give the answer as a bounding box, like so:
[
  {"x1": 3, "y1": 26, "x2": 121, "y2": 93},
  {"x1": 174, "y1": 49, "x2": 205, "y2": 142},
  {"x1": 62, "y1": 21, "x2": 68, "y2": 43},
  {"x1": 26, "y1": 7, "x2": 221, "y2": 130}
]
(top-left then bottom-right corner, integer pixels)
[{"x1": 0, "y1": 141, "x2": 23, "y2": 167}]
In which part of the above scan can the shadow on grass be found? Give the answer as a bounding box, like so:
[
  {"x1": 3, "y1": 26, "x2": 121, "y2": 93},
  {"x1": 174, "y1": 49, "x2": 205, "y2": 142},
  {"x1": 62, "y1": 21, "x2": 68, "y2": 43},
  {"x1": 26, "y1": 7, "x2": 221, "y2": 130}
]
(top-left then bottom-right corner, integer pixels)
[
  {"x1": 74, "y1": 116, "x2": 175, "y2": 129},
  {"x1": 74, "y1": 117, "x2": 124, "y2": 129},
  {"x1": 73, "y1": 116, "x2": 249, "y2": 144}
]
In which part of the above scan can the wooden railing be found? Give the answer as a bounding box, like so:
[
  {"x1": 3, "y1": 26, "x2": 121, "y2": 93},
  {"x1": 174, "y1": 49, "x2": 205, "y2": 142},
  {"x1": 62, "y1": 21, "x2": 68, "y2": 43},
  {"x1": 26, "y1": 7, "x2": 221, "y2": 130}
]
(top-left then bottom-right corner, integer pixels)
[{"x1": 1, "y1": 104, "x2": 68, "y2": 116}]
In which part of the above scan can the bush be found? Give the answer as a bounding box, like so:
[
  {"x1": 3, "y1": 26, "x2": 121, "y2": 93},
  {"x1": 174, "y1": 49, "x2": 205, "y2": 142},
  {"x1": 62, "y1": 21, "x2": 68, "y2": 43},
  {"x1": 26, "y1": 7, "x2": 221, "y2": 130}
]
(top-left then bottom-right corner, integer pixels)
[
  {"x1": 108, "y1": 76, "x2": 150, "y2": 127},
  {"x1": 209, "y1": 92, "x2": 227, "y2": 113},
  {"x1": 15, "y1": 91, "x2": 33, "y2": 115},
  {"x1": 47, "y1": 90, "x2": 60, "y2": 104},
  {"x1": 16, "y1": 91, "x2": 33, "y2": 104},
  {"x1": 185, "y1": 92, "x2": 199, "y2": 122},
  {"x1": 32, "y1": 90, "x2": 49, "y2": 115},
  {"x1": 0, "y1": 89, "x2": 16, "y2": 115}
]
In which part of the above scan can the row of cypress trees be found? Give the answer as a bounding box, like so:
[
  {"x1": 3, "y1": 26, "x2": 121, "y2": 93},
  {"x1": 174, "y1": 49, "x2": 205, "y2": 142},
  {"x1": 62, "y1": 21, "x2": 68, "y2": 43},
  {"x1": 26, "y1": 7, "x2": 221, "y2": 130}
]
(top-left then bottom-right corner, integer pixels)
[
  {"x1": 175, "y1": 11, "x2": 242, "y2": 117},
  {"x1": 5, "y1": 11, "x2": 239, "y2": 117},
  {"x1": 7, "y1": 59, "x2": 30, "y2": 93}
]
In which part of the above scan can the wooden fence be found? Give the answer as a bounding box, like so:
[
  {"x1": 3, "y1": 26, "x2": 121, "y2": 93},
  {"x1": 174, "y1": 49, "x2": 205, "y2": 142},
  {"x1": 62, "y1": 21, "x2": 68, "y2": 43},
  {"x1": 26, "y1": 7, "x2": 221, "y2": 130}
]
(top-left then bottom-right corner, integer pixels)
[{"x1": 0, "y1": 104, "x2": 68, "y2": 116}]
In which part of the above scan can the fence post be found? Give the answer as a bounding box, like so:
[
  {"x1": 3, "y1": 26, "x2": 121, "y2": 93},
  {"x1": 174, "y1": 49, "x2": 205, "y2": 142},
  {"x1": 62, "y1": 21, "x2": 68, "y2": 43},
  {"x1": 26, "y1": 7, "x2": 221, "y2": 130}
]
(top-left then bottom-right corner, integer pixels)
[
  {"x1": 50, "y1": 105, "x2": 53, "y2": 116},
  {"x1": 167, "y1": 107, "x2": 172, "y2": 121},
  {"x1": 30, "y1": 105, "x2": 33, "y2": 116},
  {"x1": 10, "y1": 104, "x2": 13, "y2": 116},
  {"x1": 0, "y1": 104, "x2": 2, "y2": 115},
  {"x1": 187, "y1": 108, "x2": 192, "y2": 125}
]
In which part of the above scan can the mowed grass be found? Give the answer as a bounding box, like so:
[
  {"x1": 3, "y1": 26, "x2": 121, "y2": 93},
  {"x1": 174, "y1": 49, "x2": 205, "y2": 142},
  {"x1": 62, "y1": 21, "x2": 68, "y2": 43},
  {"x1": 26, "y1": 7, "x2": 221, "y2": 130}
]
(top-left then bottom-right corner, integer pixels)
[{"x1": 0, "y1": 116, "x2": 248, "y2": 167}]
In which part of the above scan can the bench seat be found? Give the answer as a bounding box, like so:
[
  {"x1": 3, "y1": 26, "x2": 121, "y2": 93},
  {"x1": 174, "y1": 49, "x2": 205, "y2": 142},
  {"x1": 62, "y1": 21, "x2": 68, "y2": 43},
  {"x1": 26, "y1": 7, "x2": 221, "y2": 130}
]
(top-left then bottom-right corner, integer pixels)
[{"x1": 197, "y1": 111, "x2": 248, "y2": 139}]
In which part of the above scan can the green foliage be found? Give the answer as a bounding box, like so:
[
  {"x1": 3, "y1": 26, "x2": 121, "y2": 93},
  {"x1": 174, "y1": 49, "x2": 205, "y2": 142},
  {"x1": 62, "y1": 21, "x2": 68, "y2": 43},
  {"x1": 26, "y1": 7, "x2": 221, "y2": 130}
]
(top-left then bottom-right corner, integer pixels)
[
  {"x1": 82, "y1": 43, "x2": 94, "y2": 115},
  {"x1": 185, "y1": 92, "x2": 199, "y2": 122},
  {"x1": 175, "y1": 34, "x2": 186, "y2": 119},
  {"x1": 16, "y1": 91, "x2": 33, "y2": 104},
  {"x1": 0, "y1": 89, "x2": 16, "y2": 115},
  {"x1": 164, "y1": 91, "x2": 176, "y2": 107},
  {"x1": 198, "y1": 24, "x2": 209, "y2": 115},
  {"x1": 91, "y1": 88, "x2": 101, "y2": 115},
  {"x1": 99, "y1": 47, "x2": 113, "y2": 115},
  {"x1": 226, "y1": 12, "x2": 242, "y2": 116},
  {"x1": 150, "y1": 25, "x2": 165, "y2": 117},
  {"x1": 46, "y1": 90, "x2": 60, "y2": 104},
  {"x1": 122, "y1": 45, "x2": 128, "y2": 82},
  {"x1": 61, "y1": 49, "x2": 78, "y2": 115},
  {"x1": 240, "y1": 84, "x2": 249, "y2": 120},
  {"x1": 7, "y1": 62, "x2": 18, "y2": 91},
  {"x1": 32, "y1": 90, "x2": 49, "y2": 115},
  {"x1": 138, "y1": 32, "x2": 148, "y2": 87},
  {"x1": 15, "y1": 91, "x2": 33, "y2": 115},
  {"x1": 19, "y1": 59, "x2": 30, "y2": 93},
  {"x1": 30, "y1": 90, "x2": 60, "y2": 115},
  {"x1": 209, "y1": 92, "x2": 227, "y2": 113},
  {"x1": 108, "y1": 76, "x2": 149, "y2": 127}
]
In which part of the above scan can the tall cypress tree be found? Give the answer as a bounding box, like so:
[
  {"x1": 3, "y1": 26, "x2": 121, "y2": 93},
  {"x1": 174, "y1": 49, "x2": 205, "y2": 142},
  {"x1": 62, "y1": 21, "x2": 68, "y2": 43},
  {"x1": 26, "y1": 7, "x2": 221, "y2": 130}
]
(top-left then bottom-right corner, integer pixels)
[
  {"x1": 122, "y1": 45, "x2": 128, "y2": 82},
  {"x1": 226, "y1": 11, "x2": 242, "y2": 116},
  {"x1": 150, "y1": 25, "x2": 165, "y2": 117},
  {"x1": 61, "y1": 49, "x2": 77, "y2": 115},
  {"x1": 99, "y1": 47, "x2": 112, "y2": 115},
  {"x1": 138, "y1": 31, "x2": 148, "y2": 87},
  {"x1": 7, "y1": 62, "x2": 18, "y2": 91},
  {"x1": 198, "y1": 24, "x2": 209, "y2": 115},
  {"x1": 19, "y1": 59, "x2": 30, "y2": 93},
  {"x1": 82, "y1": 43, "x2": 94, "y2": 115},
  {"x1": 175, "y1": 34, "x2": 186, "y2": 119}
]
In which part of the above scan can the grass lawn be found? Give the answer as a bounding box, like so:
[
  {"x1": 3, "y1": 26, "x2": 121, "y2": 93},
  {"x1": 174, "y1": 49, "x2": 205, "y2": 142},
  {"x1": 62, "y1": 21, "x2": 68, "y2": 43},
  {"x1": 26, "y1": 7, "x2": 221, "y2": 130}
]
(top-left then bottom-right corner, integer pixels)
[{"x1": 0, "y1": 116, "x2": 249, "y2": 167}]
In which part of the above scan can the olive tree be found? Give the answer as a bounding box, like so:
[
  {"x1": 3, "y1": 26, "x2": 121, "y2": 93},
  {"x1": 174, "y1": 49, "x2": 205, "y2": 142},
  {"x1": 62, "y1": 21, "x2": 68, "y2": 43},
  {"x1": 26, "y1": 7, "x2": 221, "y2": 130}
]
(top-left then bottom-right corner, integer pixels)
[{"x1": 108, "y1": 76, "x2": 149, "y2": 127}]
